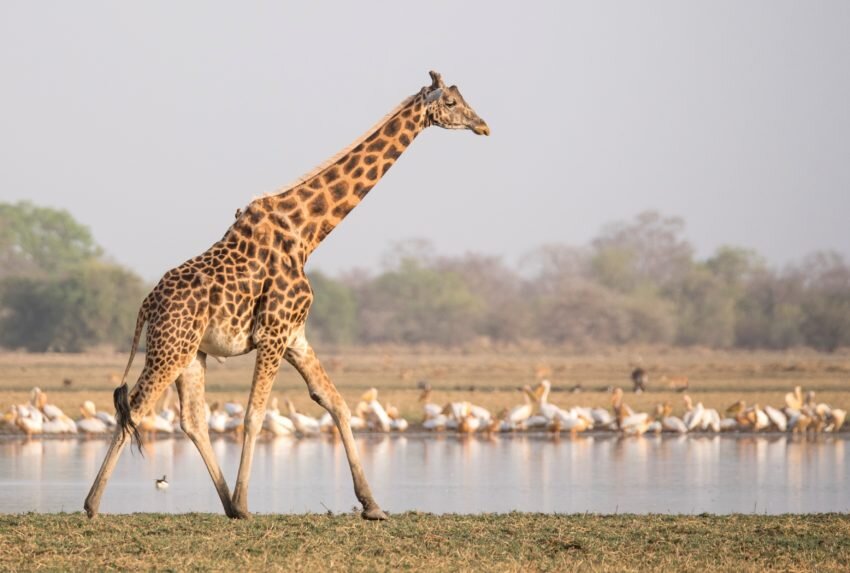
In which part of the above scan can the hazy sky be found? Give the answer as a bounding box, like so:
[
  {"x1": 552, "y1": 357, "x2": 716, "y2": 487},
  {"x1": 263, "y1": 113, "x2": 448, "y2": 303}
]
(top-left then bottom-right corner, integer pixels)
[{"x1": 1, "y1": 2, "x2": 848, "y2": 281}]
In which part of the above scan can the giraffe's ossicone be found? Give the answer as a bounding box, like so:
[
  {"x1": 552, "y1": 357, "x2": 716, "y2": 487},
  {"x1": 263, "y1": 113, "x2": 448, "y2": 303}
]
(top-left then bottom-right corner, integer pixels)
[{"x1": 84, "y1": 71, "x2": 489, "y2": 520}]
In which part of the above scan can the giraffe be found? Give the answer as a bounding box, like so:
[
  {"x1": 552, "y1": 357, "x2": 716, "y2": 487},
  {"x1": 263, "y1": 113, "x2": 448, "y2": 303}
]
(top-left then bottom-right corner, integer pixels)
[{"x1": 83, "y1": 71, "x2": 489, "y2": 521}]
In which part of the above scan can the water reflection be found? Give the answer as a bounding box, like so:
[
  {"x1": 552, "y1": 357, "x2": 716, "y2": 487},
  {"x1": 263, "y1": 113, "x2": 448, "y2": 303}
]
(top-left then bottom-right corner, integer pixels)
[{"x1": 1, "y1": 434, "x2": 847, "y2": 515}]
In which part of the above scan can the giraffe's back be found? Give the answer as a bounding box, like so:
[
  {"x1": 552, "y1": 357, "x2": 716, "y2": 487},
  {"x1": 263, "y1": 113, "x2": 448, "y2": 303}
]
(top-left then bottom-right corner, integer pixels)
[{"x1": 143, "y1": 224, "x2": 312, "y2": 361}]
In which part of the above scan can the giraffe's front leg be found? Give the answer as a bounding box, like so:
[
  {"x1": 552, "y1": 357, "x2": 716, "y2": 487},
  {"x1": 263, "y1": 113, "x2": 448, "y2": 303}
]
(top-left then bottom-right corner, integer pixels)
[
  {"x1": 230, "y1": 343, "x2": 284, "y2": 519},
  {"x1": 284, "y1": 335, "x2": 387, "y2": 520},
  {"x1": 175, "y1": 353, "x2": 238, "y2": 518}
]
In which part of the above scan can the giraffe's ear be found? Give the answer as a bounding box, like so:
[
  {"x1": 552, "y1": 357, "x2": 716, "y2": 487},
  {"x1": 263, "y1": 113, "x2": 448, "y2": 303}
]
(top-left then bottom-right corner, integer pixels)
[
  {"x1": 425, "y1": 88, "x2": 443, "y2": 104},
  {"x1": 429, "y1": 70, "x2": 445, "y2": 89}
]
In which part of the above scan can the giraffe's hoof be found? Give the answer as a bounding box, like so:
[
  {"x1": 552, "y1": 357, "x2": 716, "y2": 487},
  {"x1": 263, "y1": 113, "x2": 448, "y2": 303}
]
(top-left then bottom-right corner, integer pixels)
[
  {"x1": 361, "y1": 507, "x2": 388, "y2": 521},
  {"x1": 84, "y1": 502, "x2": 97, "y2": 519},
  {"x1": 227, "y1": 506, "x2": 252, "y2": 520}
]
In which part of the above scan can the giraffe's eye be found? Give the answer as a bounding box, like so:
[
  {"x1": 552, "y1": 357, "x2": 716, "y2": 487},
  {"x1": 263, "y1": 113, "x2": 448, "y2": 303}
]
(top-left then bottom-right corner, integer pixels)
[{"x1": 445, "y1": 98, "x2": 456, "y2": 108}]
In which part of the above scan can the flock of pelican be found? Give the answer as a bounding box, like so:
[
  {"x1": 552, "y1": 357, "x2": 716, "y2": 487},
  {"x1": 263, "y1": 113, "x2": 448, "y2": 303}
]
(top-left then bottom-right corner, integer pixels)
[
  {"x1": 1, "y1": 382, "x2": 846, "y2": 439},
  {"x1": 1, "y1": 387, "x2": 407, "y2": 437},
  {"x1": 418, "y1": 382, "x2": 846, "y2": 436}
]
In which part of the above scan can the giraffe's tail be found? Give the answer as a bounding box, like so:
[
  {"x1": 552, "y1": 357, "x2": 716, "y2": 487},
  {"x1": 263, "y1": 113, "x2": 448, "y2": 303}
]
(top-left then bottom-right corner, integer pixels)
[{"x1": 114, "y1": 301, "x2": 148, "y2": 455}]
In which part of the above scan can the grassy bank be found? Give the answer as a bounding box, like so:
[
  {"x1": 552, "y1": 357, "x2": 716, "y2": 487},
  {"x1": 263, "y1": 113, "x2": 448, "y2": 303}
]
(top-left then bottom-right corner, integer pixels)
[{"x1": 1, "y1": 513, "x2": 848, "y2": 571}]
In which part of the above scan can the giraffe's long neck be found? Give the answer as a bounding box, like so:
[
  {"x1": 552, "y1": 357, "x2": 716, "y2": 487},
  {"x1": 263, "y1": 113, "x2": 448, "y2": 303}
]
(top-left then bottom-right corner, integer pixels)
[{"x1": 269, "y1": 93, "x2": 429, "y2": 259}]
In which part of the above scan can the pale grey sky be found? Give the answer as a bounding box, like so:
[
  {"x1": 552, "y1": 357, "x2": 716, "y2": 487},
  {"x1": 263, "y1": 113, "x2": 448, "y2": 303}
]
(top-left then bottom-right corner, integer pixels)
[{"x1": 1, "y1": 2, "x2": 848, "y2": 281}]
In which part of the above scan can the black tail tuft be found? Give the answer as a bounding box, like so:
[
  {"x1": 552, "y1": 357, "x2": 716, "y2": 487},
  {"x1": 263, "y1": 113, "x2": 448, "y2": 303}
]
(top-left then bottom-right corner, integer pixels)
[{"x1": 114, "y1": 383, "x2": 143, "y2": 456}]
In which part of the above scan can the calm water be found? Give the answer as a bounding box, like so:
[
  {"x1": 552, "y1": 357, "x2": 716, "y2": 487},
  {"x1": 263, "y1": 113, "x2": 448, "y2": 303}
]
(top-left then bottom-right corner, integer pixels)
[{"x1": 1, "y1": 434, "x2": 847, "y2": 515}]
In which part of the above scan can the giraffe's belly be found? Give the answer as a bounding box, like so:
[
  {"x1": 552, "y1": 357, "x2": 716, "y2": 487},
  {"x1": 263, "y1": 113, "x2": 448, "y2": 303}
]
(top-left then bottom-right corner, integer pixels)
[{"x1": 198, "y1": 322, "x2": 255, "y2": 358}]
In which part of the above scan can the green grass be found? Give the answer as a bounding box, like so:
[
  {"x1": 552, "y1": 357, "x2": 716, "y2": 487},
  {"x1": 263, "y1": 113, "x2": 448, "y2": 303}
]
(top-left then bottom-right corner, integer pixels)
[{"x1": 1, "y1": 513, "x2": 848, "y2": 572}]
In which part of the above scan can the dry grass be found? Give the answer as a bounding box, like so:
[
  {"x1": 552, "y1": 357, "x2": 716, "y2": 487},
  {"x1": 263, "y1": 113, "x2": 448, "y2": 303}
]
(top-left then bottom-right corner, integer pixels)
[
  {"x1": 1, "y1": 347, "x2": 849, "y2": 423},
  {"x1": 0, "y1": 512, "x2": 848, "y2": 572},
  {"x1": 2, "y1": 350, "x2": 849, "y2": 570}
]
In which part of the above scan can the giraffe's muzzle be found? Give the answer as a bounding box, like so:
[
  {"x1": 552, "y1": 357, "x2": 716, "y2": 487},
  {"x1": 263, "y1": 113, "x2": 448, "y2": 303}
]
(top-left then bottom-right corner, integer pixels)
[{"x1": 472, "y1": 121, "x2": 490, "y2": 136}]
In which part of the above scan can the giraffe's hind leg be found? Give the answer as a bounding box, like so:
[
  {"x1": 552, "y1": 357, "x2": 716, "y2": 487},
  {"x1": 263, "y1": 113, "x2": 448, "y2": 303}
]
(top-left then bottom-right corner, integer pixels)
[
  {"x1": 84, "y1": 419, "x2": 130, "y2": 518},
  {"x1": 175, "y1": 352, "x2": 238, "y2": 518},
  {"x1": 84, "y1": 352, "x2": 196, "y2": 518},
  {"x1": 284, "y1": 337, "x2": 387, "y2": 520}
]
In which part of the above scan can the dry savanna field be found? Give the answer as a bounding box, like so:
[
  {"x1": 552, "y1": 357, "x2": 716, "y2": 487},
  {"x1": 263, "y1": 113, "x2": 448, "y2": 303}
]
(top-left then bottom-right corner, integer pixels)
[
  {"x1": 1, "y1": 346, "x2": 849, "y2": 427},
  {"x1": 2, "y1": 347, "x2": 850, "y2": 572},
  {"x1": 1, "y1": 513, "x2": 849, "y2": 572}
]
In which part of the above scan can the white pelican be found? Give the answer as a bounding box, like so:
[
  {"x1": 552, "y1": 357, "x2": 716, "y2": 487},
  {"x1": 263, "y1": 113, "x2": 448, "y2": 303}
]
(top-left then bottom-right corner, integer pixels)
[
  {"x1": 790, "y1": 412, "x2": 813, "y2": 434},
  {"x1": 620, "y1": 412, "x2": 651, "y2": 436},
  {"x1": 263, "y1": 410, "x2": 296, "y2": 436},
  {"x1": 458, "y1": 409, "x2": 482, "y2": 433},
  {"x1": 591, "y1": 407, "x2": 615, "y2": 428},
  {"x1": 611, "y1": 388, "x2": 635, "y2": 420},
  {"x1": 285, "y1": 399, "x2": 320, "y2": 435},
  {"x1": 208, "y1": 402, "x2": 229, "y2": 434},
  {"x1": 785, "y1": 386, "x2": 804, "y2": 410},
  {"x1": 139, "y1": 412, "x2": 175, "y2": 435},
  {"x1": 571, "y1": 406, "x2": 595, "y2": 422},
  {"x1": 646, "y1": 420, "x2": 662, "y2": 434},
  {"x1": 763, "y1": 405, "x2": 787, "y2": 432},
  {"x1": 747, "y1": 404, "x2": 770, "y2": 432},
  {"x1": 826, "y1": 409, "x2": 846, "y2": 433},
  {"x1": 95, "y1": 411, "x2": 117, "y2": 429},
  {"x1": 444, "y1": 401, "x2": 467, "y2": 422},
  {"x1": 358, "y1": 388, "x2": 391, "y2": 432},
  {"x1": 701, "y1": 408, "x2": 721, "y2": 433},
  {"x1": 30, "y1": 389, "x2": 75, "y2": 433},
  {"x1": 662, "y1": 415, "x2": 688, "y2": 434},
  {"x1": 808, "y1": 403, "x2": 830, "y2": 434},
  {"x1": 726, "y1": 400, "x2": 752, "y2": 430},
  {"x1": 422, "y1": 414, "x2": 448, "y2": 431},
  {"x1": 29, "y1": 390, "x2": 74, "y2": 434},
  {"x1": 504, "y1": 386, "x2": 534, "y2": 426},
  {"x1": 468, "y1": 404, "x2": 492, "y2": 423},
  {"x1": 682, "y1": 395, "x2": 705, "y2": 431},
  {"x1": 385, "y1": 403, "x2": 409, "y2": 431},
  {"x1": 42, "y1": 413, "x2": 77, "y2": 434},
  {"x1": 528, "y1": 380, "x2": 568, "y2": 422},
  {"x1": 367, "y1": 400, "x2": 392, "y2": 433},
  {"x1": 655, "y1": 402, "x2": 688, "y2": 434},
  {"x1": 418, "y1": 384, "x2": 443, "y2": 420},
  {"x1": 13, "y1": 404, "x2": 44, "y2": 435},
  {"x1": 558, "y1": 411, "x2": 592, "y2": 433},
  {"x1": 77, "y1": 401, "x2": 108, "y2": 434}
]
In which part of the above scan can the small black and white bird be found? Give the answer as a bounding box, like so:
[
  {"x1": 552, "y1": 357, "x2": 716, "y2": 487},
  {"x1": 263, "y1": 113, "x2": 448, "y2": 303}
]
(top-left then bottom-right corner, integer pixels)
[{"x1": 155, "y1": 475, "x2": 169, "y2": 490}]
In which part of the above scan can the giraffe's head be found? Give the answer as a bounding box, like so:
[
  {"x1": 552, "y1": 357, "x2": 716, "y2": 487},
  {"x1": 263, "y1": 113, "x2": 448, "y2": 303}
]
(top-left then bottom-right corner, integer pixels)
[{"x1": 422, "y1": 71, "x2": 490, "y2": 136}]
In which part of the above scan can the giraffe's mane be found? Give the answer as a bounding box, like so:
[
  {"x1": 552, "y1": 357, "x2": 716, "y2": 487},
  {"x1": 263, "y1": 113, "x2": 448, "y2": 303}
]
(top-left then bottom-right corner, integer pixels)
[{"x1": 254, "y1": 94, "x2": 418, "y2": 203}]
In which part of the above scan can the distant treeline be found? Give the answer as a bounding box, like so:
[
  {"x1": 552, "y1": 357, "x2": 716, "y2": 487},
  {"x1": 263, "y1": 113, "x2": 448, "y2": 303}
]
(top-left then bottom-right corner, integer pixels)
[
  {"x1": 0, "y1": 201, "x2": 146, "y2": 351},
  {"x1": 1, "y1": 202, "x2": 848, "y2": 352}
]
